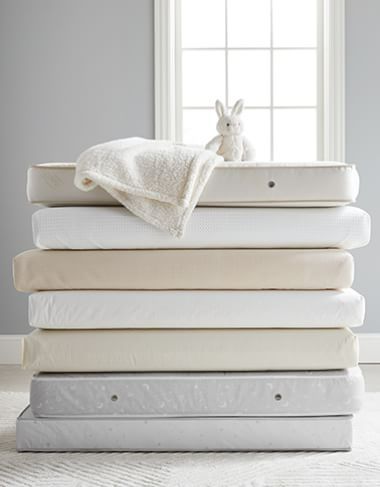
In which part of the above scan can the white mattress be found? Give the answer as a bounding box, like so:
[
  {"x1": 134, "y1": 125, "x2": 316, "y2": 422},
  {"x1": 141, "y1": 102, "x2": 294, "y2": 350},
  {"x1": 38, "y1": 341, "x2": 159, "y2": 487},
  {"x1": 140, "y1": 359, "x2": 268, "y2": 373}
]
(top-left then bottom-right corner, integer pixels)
[
  {"x1": 22, "y1": 328, "x2": 358, "y2": 372},
  {"x1": 30, "y1": 368, "x2": 364, "y2": 418},
  {"x1": 16, "y1": 407, "x2": 353, "y2": 451},
  {"x1": 28, "y1": 289, "x2": 365, "y2": 329},
  {"x1": 27, "y1": 161, "x2": 360, "y2": 207},
  {"x1": 32, "y1": 206, "x2": 371, "y2": 250}
]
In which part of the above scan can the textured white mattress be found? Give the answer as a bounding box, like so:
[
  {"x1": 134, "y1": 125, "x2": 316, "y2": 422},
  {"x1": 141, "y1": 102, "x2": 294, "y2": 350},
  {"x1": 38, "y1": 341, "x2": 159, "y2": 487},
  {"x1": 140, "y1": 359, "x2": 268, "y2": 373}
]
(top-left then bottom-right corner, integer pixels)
[
  {"x1": 30, "y1": 368, "x2": 364, "y2": 418},
  {"x1": 28, "y1": 289, "x2": 365, "y2": 329},
  {"x1": 16, "y1": 407, "x2": 353, "y2": 452},
  {"x1": 27, "y1": 161, "x2": 360, "y2": 207},
  {"x1": 32, "y1": 206, "x2": 371, "y2": 250},
  {"x1": 22, "y1": 328, "x2": 358, "y2": 372}
]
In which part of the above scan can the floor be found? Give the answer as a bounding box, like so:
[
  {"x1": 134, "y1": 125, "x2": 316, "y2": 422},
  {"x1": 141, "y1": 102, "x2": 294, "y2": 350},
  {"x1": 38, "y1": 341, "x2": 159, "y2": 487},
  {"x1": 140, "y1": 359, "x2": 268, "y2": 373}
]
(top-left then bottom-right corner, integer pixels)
[
  {"x1": 0, "y1": 364, "x2": 379, "y2": 392},
  {"x1": 1, "y1": 391, "x2": 380, "y2": 486},
  {"x1": 0, "y1": 367, "x2": 33, "y2": 393}
]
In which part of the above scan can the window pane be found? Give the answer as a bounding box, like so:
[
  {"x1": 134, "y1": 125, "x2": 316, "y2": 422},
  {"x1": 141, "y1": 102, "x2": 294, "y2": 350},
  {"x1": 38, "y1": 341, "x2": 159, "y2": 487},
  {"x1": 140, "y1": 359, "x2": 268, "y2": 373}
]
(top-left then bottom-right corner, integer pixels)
[
  {"x1": 228, "y1": 51, "x2": 270, "y2": 106},
  {"x1": 182, "y1": 0, "x2": 225, "y2": 48},
  {"x1": 273, "y1": 50, "x2": 317, "y2": 106},
  {"x1": 228, "y1": 0, "x2": 270, "y2": 47},
  {"x1": 182, "y1": 109, "x2": 217, "y2": 146},
  {"x1": 273, "y1": 109, "x2": 317, "y2": 161},
  {"x1": 182, "y1": 51, "x2": 225, "y2": 106},
  {"x1": 243, "y1": 109, "x2": 271, "y2": 161},
  {"x1": 273, "y1": 0, "x2": 317, "y2": 47}
]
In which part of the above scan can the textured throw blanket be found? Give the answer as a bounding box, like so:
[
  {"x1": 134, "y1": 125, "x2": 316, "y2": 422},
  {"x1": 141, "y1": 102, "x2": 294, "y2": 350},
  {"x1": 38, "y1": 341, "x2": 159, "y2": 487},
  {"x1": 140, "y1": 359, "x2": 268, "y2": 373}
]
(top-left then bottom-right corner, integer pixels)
[{"x1": 75, "y1": 137, "x2": 222, "y2": 237}]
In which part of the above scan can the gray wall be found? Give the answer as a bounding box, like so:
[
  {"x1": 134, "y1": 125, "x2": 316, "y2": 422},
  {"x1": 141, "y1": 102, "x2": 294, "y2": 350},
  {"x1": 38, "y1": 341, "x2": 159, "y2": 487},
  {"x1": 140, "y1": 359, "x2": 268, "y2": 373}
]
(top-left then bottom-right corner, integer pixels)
[
  {"x1": 346, "y1": 0, "x2": 379, "y2": 332},
  {"x1": 0, "y1": 0, "x2": 154, "y2": 334},
  {"x1": 0, "y1": 0, "x2": 378, "y2": 334}
]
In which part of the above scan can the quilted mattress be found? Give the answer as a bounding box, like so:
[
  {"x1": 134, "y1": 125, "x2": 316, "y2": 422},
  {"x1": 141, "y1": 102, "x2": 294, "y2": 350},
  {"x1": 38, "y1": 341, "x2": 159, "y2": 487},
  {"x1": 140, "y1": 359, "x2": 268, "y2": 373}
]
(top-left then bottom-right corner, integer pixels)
[
  {"x1": 32, "y1": 206, "x2": 371, "y2": 250},
  {"x1": 22, "y1": 328, "x2": 358, "y2": 372},
  {"x1": 27, "y1": 161, "x2": 359, "y2": 207},
  {"x1": 30, "y1": 368, "x2": 364, "y2": 418},
  {"x1": 28, "y1": 289, "x2": 365, "y2": 329},
  {"x1": 14, "y1": 249, "x2": 354, "y2": 291},
  {"x1": 16, "y1": 408, "x2": 353, "y2": 452}
]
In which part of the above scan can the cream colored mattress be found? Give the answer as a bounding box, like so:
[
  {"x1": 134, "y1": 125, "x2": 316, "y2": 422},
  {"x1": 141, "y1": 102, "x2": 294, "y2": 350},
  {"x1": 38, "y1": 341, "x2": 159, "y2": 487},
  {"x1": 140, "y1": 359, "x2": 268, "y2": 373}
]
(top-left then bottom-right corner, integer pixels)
[
  {"x1": 27, "y1": 161, "x2": 360, "y2": 207},
  {"x1": 14, "y1": 249, "x2": 354, "y2": 291},
  {"x1": 22, "y1": 328, "x2": 358, "y2": 372},
  {"x1": 32, "y1": 206, "x2": 371, "y2": 250},
  {"x1": 28, "y1": 289, "x2": 365, "y2": 329}
]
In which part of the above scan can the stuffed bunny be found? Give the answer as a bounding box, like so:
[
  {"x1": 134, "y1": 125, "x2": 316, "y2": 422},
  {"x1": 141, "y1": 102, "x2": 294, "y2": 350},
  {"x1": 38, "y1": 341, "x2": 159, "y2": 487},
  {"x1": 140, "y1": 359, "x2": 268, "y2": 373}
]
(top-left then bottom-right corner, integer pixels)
[{"x1": 205, "y1": 99, "x2": 255, "y2": 161}]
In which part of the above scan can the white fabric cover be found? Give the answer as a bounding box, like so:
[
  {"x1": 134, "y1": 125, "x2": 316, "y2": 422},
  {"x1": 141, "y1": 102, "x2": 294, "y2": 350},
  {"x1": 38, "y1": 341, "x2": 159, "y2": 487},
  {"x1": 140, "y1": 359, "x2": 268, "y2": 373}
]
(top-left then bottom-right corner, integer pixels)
[
  {"x1": 17, "y1": 408, "x2": 353, "y2": 452},
  {"x1": 27, "y1": 161, "x2": 360, "y2": 207},
  {"x1": 32, "y1": 206, "x2": 371, "y2": 250},
  {"x1": 28, "y1": 289, "x2": 365, "y2": 329},
  {"x1": 30, "y1": 368, "x2": 364, "y2": 418},
  {"x1": 22, "y1": 328, "x2": 358, "y2": 372}
]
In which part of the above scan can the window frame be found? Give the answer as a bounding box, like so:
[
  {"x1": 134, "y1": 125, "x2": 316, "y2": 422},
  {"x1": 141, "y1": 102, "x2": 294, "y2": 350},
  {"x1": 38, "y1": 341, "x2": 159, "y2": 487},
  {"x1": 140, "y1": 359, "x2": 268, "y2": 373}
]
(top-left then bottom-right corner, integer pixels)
[{"x1": 154, "y1": 0, "x2": 345, "y2": 161}]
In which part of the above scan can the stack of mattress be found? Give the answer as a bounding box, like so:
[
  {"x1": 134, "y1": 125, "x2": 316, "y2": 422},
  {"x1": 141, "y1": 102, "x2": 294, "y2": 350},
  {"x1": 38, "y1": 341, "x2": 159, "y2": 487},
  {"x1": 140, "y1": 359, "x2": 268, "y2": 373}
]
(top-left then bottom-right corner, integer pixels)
[{"x1": 13, "y1": 161, "x2": 370, "y2": 451}]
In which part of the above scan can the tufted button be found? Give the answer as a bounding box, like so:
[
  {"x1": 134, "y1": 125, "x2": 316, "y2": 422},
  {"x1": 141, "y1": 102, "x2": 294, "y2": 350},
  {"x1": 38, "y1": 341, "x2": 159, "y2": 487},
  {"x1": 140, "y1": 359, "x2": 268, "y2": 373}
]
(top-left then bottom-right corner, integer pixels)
[
  {"x1": 268, "y1": 180, "x2": 276, "y2": 188},
  {"x1": 111, "y1": 394, "x2": 118, "y2": 402},
  {"x1": 274, "y1": 393, "x2": 282, "y2": 401}
]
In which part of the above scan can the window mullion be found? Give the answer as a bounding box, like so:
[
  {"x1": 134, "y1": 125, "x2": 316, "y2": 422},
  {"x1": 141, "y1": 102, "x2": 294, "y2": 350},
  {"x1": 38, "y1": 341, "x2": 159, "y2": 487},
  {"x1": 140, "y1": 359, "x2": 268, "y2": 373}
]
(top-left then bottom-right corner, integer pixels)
[
  {"x1": 270, "y1": 0, "x2": 274, "y2": 161},
  {"x1": 317, "y1": 0, "x2": 324, "y2": 160},
  {"x1": 182, "y1": 47, "x2": 318, "y2": 51},
  {"x1": 225, "y1": 0, "x2": 229, "y2": 108},
  {"x1": 175, "y1": 0, "x2": 183, "y2": 142}
]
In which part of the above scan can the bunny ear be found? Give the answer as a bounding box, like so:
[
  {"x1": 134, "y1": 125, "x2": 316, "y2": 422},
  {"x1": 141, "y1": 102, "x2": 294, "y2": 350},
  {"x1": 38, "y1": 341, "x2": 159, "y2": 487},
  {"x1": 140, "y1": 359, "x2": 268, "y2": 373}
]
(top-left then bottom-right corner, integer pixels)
[
  {"x1": 231, "y1": 99, "x2": 244, "y2": 116},
  {"x1": 215, "y1": 99, "x2": 226, "y2": 118}
]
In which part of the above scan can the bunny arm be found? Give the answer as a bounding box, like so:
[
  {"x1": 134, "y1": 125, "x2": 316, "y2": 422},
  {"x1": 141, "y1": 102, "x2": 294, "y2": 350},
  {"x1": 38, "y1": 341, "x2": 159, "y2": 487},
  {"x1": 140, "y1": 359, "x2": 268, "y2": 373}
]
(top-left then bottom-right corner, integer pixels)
[
  {"x1": 205, "y1": 135, "x2": 223, "y2": 153},
  {"x1": 242, "y1": 136, "x2": 256, "y2": 161}
]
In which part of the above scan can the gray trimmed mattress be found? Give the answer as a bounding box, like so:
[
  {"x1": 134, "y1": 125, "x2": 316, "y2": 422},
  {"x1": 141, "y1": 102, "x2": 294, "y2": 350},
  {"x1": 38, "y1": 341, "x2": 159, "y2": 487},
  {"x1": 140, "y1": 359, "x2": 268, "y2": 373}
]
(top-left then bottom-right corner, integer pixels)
[
  {"x1": 16, "y1": 407, "x2": 353, "y2": 452},
  {"x1": 27, "y1": 161, "x2": 360, "y2": 207},
  {"x1": 30, "y1": 369, "x2": 364, "y2": 418}
]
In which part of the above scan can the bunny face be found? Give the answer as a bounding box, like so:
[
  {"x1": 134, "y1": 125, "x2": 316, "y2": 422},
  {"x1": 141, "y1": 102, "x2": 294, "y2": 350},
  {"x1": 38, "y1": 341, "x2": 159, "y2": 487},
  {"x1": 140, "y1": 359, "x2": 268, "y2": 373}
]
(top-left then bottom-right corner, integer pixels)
[
  {"x1": 216, "y1": 114, "x2": 244, "y2": 136},
  {"x1": 215, "y1": 99, "x2": 245, "y2": 136}
]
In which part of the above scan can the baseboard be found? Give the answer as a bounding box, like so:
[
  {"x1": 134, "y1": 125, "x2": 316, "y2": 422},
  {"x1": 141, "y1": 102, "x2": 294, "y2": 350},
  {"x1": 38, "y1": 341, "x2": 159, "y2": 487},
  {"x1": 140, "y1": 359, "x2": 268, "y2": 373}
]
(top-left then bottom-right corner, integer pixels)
[
  {"x1": 0, "y1": 335, "x2": 23, "y2": 365},
  {"x1": 0, "y1": 333, "x2": 379, "y2": 365},
  {"x1": 357, "y1": 333, "x2": 380, "y2": 363}
]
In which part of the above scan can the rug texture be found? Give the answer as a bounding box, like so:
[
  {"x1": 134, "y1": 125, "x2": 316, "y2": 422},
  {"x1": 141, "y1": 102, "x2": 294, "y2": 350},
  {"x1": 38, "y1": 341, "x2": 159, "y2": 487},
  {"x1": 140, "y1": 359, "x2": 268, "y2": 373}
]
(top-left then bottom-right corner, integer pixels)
[{"x1": 0, "y1": 392, "x2": 379, "y2": 487}]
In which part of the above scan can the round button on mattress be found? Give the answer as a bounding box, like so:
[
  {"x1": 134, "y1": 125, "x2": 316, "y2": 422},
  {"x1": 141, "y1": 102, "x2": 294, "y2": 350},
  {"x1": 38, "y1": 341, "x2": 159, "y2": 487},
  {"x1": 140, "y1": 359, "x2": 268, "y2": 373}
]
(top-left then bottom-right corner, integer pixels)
[
  {"x1": 16, "y1": 408, "x2": 353, "y2": 452},
  {"x1": 22, "y1": 328, "x2": 358, "y2": 372},
  {"x1": 27, "y1": 161, "x2": 360, "y2": 207},
  {"x1": 30, "y1": 368, "x2": 364, "y2": 418},
  {"x1": 32, "y1": 206, "x2": 371, "y2": 250},
  {"x1": 14, "y1": 249, "x2": 354, "y2": 291},
  {"x1": 28, "y1": 289, "x2": 365, "y2": 329}
]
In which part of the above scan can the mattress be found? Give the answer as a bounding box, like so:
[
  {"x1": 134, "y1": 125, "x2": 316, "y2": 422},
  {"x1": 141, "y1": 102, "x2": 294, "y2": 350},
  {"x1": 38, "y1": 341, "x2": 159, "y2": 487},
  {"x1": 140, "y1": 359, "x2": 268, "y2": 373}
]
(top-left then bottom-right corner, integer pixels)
[
  {"x1": 30, "y1": 368, "x2": 364, "y2": 418},
  {"x1": 28, "y1": 289, "x2": 365, "y2": 329},
  {"x1": 22, "y1": 328, "x2": 358, "y2": 372},
  {"x1": 16, "y1": 407, "x2": 353, "y2": 452},
  {"x1": 14, "y1": 249, "x2": 354, "y2": 292},
  {"x1": 27, "y1": 161, "x2": 360, "y2": 207},
  {"x1": 32, "y1": 206, "x2": 371, "y2": 250}
]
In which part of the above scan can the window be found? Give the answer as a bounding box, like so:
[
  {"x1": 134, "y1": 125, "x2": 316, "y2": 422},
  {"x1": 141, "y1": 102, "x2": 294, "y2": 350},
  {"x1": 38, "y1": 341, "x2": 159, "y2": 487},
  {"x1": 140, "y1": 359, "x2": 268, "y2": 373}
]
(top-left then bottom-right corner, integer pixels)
[{"x1": 155, "y1": 0, "x2": 345, "y2": 161}]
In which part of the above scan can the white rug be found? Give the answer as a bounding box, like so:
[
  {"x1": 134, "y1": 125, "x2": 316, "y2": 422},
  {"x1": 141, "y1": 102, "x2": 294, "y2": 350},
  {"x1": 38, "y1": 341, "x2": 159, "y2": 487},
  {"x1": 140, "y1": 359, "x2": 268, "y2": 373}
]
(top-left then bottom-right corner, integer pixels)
[{"x1": 0, "y1": 392, "x2": 380, "y2": 487}]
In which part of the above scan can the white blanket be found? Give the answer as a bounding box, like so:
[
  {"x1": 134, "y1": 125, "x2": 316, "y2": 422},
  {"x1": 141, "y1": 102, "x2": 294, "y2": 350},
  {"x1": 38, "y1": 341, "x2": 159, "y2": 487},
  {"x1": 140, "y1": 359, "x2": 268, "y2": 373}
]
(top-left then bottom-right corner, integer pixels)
[{"x1": 74, "y1": 137, "x2": 221, "y2": 237}]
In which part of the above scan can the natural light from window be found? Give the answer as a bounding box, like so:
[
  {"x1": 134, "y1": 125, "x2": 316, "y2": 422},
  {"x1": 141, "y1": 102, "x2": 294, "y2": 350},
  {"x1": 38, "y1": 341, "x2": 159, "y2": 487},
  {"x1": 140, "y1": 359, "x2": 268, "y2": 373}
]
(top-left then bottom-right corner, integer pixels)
[{"x1": 180, "y1": 0, "x2": 319, "y2": 161}]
